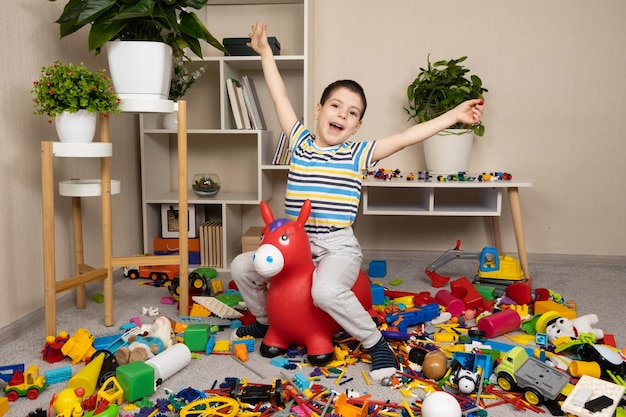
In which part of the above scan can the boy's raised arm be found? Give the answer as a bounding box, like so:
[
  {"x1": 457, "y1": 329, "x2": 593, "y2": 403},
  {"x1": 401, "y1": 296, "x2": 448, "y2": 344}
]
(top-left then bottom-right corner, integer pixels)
[{"x1": 247, "y1": 22, "x2": 298, "y2": 136}]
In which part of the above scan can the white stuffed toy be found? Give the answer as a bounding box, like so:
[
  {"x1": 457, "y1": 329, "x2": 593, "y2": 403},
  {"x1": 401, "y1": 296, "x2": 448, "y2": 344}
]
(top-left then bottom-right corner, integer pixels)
[
  {"x1": 545, "y1": 314, "x2": 604, "y2": 343},
  {"x1": 116, "y1": 316, "x2": 176, "y2": 365}
]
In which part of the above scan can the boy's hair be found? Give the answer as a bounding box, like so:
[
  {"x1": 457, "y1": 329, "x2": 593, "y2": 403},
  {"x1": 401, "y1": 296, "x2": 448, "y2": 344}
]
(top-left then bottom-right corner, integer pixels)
[{"x1": 320, "y1": 79, "x2": 367, "y2": 120}]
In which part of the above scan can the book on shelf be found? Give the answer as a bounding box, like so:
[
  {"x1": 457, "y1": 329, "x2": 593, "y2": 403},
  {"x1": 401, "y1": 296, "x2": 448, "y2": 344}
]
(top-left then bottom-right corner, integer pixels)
[
  {"x1": 242, "y1": 75, "x2": 266, "y2": 130},
  {"x1": 271, "y1": 129, "x2": 293, "y2": 165},
  {"x1": 199, "y1": 220, "x2": 223, "y2": 268},
  {"x1": 225, "y1": 78, "x2": 244, "y2": 129},
  {"x1": 234, "y1": 80, "x2": 252, "y2": 129}
]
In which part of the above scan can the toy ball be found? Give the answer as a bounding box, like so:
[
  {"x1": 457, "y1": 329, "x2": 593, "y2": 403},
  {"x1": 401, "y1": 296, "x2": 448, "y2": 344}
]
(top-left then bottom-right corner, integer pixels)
[
  {"x1": 421, "y1": 349, "x2": 448, "y2": 380},
  {"x1": 421, "y1": 391, "x2": 462, "y2": 417}
]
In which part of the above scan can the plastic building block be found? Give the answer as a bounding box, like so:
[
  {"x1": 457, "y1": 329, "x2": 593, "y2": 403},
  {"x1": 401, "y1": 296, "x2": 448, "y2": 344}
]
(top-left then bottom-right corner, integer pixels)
[
  {"x1": 435, "y1": 289, "x2": 465, "y2": 316},
  {"x1": 115, "y1": 361, "x2": 154, "y2": 402},
  {"x1": 205, "y1": 335, "x2": 216, "y2": 354},
  {"x1": 270, "y1": 357, "x2": 289, "y2": 368},
  {"x1": 61, "y1": 328, "x2": 96, "y2": 364},
  {"x1": 184, "y1": 323, "x2": 212, "y2": 352},
  {"x1": 370, "y1": 283, "x2": 385, "y2": 305},
  {"x1": 232, "y1": 337, "x2": 255, "y2": 352},
  {"x1": 0, "y1": 397, "x2": 7, "y2": 417},
  {"x1": 561, "y1": 375, "x2": 625, "y2": 417},
  {"x1": 293, "y1": 372, "x2": 310, "y2": 391},
  {"x1": 449, "y1": 277, "x2": 485, "y2": 311},
  {"x1": 368, "y1": 260, "x2": 387, "y2": 278},
  {"x1": 0, "y1": 364, "x2": 25, "y2": 383},
  {"x1": 44, "y1": 365, "x2": 72, "y2": 385},
  {"x1": 213, "y1": 340, "x2": 231, "y2": 352},
  {"x1": 533, "y1": 300, "x2": 577, "y2": 319},
  {"x1": 233, "y1": 343, "x2": 248, "y2": 362}
]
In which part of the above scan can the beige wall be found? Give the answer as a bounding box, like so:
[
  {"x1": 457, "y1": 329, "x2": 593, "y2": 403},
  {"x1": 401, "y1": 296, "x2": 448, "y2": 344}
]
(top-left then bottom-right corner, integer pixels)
[
  {"x1": 0, "y1": 2, "x2": 142, "y2": 330},
  {"x1": 1, "y1": 1, "x2": 624, "y2": 331}
]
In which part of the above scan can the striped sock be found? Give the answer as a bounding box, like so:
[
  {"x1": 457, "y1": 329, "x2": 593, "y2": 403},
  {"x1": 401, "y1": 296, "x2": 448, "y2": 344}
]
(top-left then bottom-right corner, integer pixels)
[
  {"x1": 235, "y1": 321, "x2": 269, "y2": 339},
  {"x1": 368, "y1": 336, "x2": 398, "y2": 382}
]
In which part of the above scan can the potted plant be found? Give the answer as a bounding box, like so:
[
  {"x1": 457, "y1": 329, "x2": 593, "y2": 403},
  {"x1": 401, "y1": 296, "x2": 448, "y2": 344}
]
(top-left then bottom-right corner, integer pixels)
[
  {"x1": 31, "y1": 60, "x2": 121, "y2": 142},
  {"x1": 50, "y1": 0, "x2": 227, "y2": 105},
  {"x1": 162, "y1": 56, "x2": 208, "y2": 129},
  {"x1": 405, "y1": 56, "x2": 488, "y2": 172}
]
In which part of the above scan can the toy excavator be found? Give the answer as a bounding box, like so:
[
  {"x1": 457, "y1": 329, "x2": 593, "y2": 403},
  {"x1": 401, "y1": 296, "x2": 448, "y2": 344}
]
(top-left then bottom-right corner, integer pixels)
[{"x1": 425, "y1": 240, "x2": 528, "y2": 292}]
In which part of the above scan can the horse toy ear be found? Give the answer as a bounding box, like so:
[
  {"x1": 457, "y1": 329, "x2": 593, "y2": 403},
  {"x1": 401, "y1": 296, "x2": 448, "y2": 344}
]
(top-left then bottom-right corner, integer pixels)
[
  {"x1": 297, "y1": 200, "x2": 312, "y2": 226},
  {"x1": 260, "y1": 200, "x2": 274, "y2": 226}
]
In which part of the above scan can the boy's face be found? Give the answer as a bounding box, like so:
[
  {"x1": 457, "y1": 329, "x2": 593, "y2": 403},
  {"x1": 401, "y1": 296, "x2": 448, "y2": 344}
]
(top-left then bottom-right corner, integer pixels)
[{"x1": 314, "y1": 87, "x2": 363, "y2": 147}]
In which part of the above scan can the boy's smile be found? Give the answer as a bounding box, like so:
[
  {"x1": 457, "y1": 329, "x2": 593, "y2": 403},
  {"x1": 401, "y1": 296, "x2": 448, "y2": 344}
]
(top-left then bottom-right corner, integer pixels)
[{"x1": 314, "y1": 87, "x2": 363, "y2": 147}]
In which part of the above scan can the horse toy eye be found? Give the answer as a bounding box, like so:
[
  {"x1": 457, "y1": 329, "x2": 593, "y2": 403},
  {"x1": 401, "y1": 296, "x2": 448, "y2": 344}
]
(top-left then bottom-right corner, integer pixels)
[{"x1": 279, "y1": 233, "x2": 289, "y2": 245}]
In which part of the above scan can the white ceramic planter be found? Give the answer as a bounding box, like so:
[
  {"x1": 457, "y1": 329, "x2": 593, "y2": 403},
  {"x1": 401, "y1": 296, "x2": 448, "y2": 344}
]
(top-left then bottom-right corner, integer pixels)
[
  {"x1": 423, "y1": 129, "x2": 474, "y2": 173},
  {"x1": 55, "y1": 110, "x2": 97, "y2": 143},
  {"x1": 107, "y1": 41, "x2": 173, "y2": 102}
]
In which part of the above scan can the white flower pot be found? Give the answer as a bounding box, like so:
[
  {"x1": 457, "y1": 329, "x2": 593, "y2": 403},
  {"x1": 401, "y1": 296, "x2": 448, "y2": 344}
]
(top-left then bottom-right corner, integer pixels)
[
  {"x1": 423, "y1": 129, "x2": 474, "y2": 173},
  {"x1": 55, "y1": 110, "x2": 98, "y2": 143},
  {"x1": 107, "y1": 41, "x2": 173, "y2": 103}
]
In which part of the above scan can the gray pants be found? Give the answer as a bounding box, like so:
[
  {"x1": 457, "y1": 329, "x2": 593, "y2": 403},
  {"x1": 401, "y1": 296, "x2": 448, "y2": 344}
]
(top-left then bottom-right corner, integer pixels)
[{"x1": 230, "y1": 226, "x2": 382, "y2": 348}]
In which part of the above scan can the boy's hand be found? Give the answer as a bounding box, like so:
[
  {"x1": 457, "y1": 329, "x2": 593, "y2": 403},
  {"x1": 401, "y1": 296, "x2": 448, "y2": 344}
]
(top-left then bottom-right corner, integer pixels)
[
  {"x1": 247, "y1": 22, "x2": 271, "y2": 56},
  {"x1": 455, "y1": 99, "x2": 484, "y2": 125}
]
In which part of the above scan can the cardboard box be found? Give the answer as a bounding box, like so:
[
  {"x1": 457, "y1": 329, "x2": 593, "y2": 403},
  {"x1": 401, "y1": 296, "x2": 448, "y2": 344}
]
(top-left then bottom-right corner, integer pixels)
[
  {"x1": 154, "y1": 238, "x2": 200, "y2": 253},
  {"x1": 223, "y1": 37, "x2": 280, "y2": 56},
  {"x1": 242, "y1": 227, "x2": 263, "y2": 253},
  {"x1": 161, "y1": 204, "x2": 203, "y2": 238}
]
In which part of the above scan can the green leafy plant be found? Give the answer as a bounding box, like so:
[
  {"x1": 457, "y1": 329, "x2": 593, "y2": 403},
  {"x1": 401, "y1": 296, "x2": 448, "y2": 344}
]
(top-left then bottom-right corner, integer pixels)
[
  {"x1": 31, "y1": 60, "x2": 121, "y2": 121},
  {"x1": 169, "y1": 57, "x2": 208, "y2": 101},
  {"x1": 51, "y1": 0, "x2": 227, "y2": 58},
  {"x1": 405, "y1": 56, "x2": 488, "y2": 136}
]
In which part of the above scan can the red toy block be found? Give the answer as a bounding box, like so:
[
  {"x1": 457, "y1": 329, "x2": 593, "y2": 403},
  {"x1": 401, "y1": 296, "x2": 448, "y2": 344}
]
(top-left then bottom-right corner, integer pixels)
[
  {"x1": 505, "y1": 282, "x2": 533, "y2": 305},
  {"x1": 602, "y1": 333, "x2": 616, "y2": 347},
  {"x1": 450, "y1": 277, "x2": 485, "y2": 311}
]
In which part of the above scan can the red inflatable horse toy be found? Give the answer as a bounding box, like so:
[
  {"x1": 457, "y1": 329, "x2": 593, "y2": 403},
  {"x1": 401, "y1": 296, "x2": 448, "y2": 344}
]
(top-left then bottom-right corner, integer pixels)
[{"x1": 254, "y1": 200, "x2": 372, "y2": 366}]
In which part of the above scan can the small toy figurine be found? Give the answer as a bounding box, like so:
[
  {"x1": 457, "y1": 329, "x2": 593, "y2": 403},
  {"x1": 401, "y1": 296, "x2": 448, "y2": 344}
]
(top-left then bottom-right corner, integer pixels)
[
  {"x1": 545, "y1": 313, "x2": 604, "y2": 343},
  {"x1": 253, "y1": 200, "x2": 372, "y2": 366},
  {"x1": 115, "y1": 316, "x2": 176, "y2": 365}
]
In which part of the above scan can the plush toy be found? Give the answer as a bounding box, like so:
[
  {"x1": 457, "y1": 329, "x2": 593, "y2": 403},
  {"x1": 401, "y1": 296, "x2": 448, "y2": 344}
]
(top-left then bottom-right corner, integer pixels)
[
  {"x1": 544, "y1": 313, "x2": 604, "y2": 343},
  {"x1": 116, "y1": 316, "x2": 176, "y2": 365},
  {"x1": 253, "y1": 200, "x2": 372, "y2": 366}
]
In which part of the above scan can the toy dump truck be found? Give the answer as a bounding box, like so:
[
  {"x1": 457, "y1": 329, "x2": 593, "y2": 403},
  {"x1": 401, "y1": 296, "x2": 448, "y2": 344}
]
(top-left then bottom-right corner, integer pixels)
[
  {"x1": 3, "y1": 365, "x2": 48, "y2": 401},
  {"x1": 494, "y1": 346, "x2": 570, "y2": 406}
]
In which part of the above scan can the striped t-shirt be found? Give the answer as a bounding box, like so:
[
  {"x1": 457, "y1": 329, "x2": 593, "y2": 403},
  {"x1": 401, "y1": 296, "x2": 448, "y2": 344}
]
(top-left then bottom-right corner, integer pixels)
[{"x1": 285, "y1": 120, "x2": 378, "y2": 234}]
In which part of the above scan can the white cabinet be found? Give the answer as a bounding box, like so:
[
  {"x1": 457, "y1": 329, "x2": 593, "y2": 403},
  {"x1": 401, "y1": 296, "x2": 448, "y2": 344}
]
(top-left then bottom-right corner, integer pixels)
[{"x1": 139, "y1": 0, "x2": 310, "y2": 270}]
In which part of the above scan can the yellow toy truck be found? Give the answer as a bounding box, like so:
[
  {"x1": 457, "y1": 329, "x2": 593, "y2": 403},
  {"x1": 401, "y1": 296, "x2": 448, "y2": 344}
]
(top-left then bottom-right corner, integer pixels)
[{"x1": 3, "y1": 365, "x2": 47, "y2": 401}]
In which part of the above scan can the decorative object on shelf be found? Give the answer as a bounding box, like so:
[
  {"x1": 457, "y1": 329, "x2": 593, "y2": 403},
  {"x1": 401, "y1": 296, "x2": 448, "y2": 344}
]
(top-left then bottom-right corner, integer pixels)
[
  {"x1": 192, "y1": 174, "x2": 221, "y2": 197},
  {"x1": 30, "y1": 60, "x2": 120, "y2": 142},
  {"x1": 405, "y1": 56, "x2": 487, "y2": 172},
  {"x1": 162, "y1": 57, "x2": 209, "y2": 129},
  {"x1": 51, "y1": 0, "x2": 226, "y2": 107}
]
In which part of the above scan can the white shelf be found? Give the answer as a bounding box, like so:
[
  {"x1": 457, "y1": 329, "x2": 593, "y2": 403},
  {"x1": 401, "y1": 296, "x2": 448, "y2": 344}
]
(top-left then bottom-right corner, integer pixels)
[
  {"x1": 59, "y1": 179, "x2": 121, "y2": 197},
  {"x1": 139, "y1": 0, "x2": 310, "y2": 270},
  {"x1": 52, "y1": 142, "x2": 112, "y2": 158},
  {"x1": 362, "y1": 177, "x2": 532, "y2": 216}
]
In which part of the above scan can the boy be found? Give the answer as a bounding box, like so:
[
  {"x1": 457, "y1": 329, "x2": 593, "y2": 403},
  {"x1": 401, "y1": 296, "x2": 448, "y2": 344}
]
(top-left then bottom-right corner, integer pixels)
[{"x1": 231, "y1": 22, "x2": 484, "y2": 383}]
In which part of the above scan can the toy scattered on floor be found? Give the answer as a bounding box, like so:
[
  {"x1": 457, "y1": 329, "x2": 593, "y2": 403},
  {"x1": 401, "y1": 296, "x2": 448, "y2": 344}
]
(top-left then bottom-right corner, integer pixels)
[
  {"x1": 425, "y1": 240, "x2": 528, "y2": 294},
  {"x1": 115, "y1": 316, "x2": 176, "y2": 365},
  {"x1": 544, "y1": 313, "x2": 605, "y2": 344},
  {"x1": 3, "y1": 365, "x2": 47, "y2": 401},
  {"x1": 250, "y1": 199, "x2": 372, "y2": 366}
]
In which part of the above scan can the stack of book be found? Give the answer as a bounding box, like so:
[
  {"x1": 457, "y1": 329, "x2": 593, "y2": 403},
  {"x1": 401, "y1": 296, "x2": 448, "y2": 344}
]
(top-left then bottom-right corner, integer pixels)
[
  {"x1": 225, "y1": 75, "x2": 266, "y2": 130},
  {"x1": 198, "y1": 221, "x2": 223, "y2": 268},
  {"x1": 271, "y1": 130, "x2": 291, "y2": 165}
]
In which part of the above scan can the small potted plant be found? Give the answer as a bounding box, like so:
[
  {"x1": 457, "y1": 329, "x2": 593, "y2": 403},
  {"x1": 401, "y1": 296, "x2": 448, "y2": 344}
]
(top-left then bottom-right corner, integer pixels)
[
  {"x1": 162, "y1": 57, "x2": 209, "y2": 129},
  {"x1": 405, "y1": 56, "x2": 487, "y2": 172},
  {"x1": 31, "y1": 60, "x2": 121, "y2": 142}
]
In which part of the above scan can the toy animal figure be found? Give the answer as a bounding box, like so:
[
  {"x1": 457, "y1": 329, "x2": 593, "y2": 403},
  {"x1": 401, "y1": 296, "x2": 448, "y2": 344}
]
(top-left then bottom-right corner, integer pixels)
[
  {"x1": 116, "y1": 316, "x2": 176, "y2": 365},
  {"x1": 545, "y1": 314, "x2": 604, "y2": 343},
  {"x1": 254, "y1": 200, "x2": 372, "y2": 366}
]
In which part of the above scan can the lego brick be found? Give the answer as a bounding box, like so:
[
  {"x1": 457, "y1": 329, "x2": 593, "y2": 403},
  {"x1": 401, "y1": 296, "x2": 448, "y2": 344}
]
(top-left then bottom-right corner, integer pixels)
[
  {"x1": 116, "y1": 361, "x2": 154, "y2": 402},
  {"x1": 533, "y1": 300, "x2": 577, "y2": 320},
  {"x1": 154, "y1": 238, "x2": 200, "y2": 252},
  {"x1": 184, "y1": 323, "x2": 212, "y2": 352},
  {"x1": 561, "y1": 375, "x2": 625, "y2": 417},
  {"x1": 368, "y1": 260, "x2": 387, "y2": 277}
]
